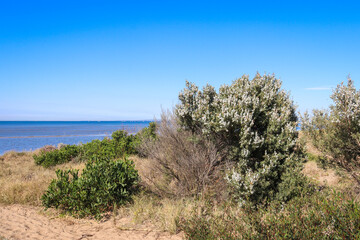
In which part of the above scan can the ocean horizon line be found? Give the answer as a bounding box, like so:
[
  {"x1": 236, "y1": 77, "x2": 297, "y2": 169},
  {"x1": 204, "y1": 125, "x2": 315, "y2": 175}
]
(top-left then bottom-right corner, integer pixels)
[
  {"x1": 0, "y1": 133, "x2": 112, "y2": 139},
  {"x1": 0, "y1": 120, "x2": 154, "y2": 122}
]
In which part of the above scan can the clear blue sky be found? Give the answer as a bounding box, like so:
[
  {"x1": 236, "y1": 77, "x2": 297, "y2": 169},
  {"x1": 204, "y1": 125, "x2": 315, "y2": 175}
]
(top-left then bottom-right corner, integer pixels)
[{"x1": 1, "y1": 0, "x2": 360, "y2": 120}]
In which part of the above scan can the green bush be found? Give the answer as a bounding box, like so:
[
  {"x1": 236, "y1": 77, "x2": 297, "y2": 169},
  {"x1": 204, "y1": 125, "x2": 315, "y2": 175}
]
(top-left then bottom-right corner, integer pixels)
[
  {"x1": 134, "y1": 121, "x2": 157, "y2": 157},
  {"x1": 179, "y1": 190, "x2": 360, "y2": 239},
  {"x1": 111, "y1": 130, "x2": 138, "y2": 155},
  {"x1": 33, "y1": 145, "x2": 80, "y2": 167},
  {"x1": 79, "y1": 130, "x2": 137, "y2": 161},
  {"x1": 136, "y1": 121, "x2": 157, "y2": 141},
  {"x1": 301, "y1": 77, "x2": 360, "y2": 183},
  {"x1": 41, "y1": 156, "x2": 139, "y2": 219},
  {"x1": 78, "y1": 138, "x2": 118, "y2": 161},
  {"x1": 176, "y1": 73, "x2": 304, "y2": 205},
  {"x1": 33, "y1": 129, "x2": 141, "y2": 167}
]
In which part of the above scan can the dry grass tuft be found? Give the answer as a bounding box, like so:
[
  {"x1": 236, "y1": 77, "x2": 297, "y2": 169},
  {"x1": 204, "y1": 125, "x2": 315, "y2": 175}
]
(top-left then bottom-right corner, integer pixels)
[
  {"x1": 115, "y1": 192, "x2": 196, "y2": 234},
  {"x1": 303, "y1": 161, "x2": 340, "y2": 187},
  {"x1": 124, "y1": 155, "x2": 202, "y2": 233},
  {"x1": 0, "y1": 150, "x2": 85, "y2": 206}
]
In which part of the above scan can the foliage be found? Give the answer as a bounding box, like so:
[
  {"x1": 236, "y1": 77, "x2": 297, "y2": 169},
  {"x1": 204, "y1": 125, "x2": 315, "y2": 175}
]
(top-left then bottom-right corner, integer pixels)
[
  {"x1": 133, "y1": 121, "x2": 157, "y2": 157},
  {"x1": 33, "y1": 129, "x2": 141, "y2": 167},
  {"x1": 117, "y1": 192, "x2": 196, "y2": 234},
  {"x1": 79, "y1": 130, "x2": 137, "y2": 161},
  {"x1": 111, "y1": 130, "x2": 138, "y2": 155},
  {"x1": 176, "y1": 73, "x2": 303, "y2": 205},
  {"x1": 41, "y1": 156, "x2": 139, "y2": 219},
  {"x1": 301, "y1": 78, "x2": 360, "y2": 183},
  {"x1": 136, "y1": 121, "x2": 157, "y2": 141},
  {"x1": 33, "y1": 145, "x2": 80, "y2": 168},
  {"x1": 179, "y1": 190, "x2": 360, "y2": 240}
]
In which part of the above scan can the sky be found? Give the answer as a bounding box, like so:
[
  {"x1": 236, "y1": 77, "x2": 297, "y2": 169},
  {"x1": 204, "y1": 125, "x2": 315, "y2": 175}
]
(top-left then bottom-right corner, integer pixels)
[{"x1": 1, "y1": 0, "x2": 360, "y2": 120}]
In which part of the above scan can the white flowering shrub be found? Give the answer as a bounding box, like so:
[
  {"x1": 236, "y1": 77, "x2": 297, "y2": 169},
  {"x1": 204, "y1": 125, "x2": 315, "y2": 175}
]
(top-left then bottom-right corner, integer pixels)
[
  {"x1": 176, "y1": 73, "x2": 304, "y2": 205},
  {"x1": 302, "y1": 78, "x2": 360, "y2": 183}
]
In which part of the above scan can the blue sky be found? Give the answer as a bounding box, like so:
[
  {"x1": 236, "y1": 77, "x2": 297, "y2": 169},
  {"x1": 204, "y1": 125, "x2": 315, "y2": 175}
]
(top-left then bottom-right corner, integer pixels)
[{"x1": 1, "y1": 1, "x2": 360, "y2": 120}]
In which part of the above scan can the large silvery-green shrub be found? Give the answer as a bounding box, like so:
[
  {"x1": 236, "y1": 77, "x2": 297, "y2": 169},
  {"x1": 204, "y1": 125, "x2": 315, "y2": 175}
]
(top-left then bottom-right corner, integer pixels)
[
  {"x1": 302, "y1": 78, "x2": 360, "y2": 183},
  {"x1": 176, "y1": 73, "x2": 304, "y2": 205}
]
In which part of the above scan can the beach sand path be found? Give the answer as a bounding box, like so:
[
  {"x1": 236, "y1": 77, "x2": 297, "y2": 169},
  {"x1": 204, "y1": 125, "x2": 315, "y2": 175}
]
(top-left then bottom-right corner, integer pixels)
[{"x1": 0, "y1": 205, "x2": 182, "y2": 240}]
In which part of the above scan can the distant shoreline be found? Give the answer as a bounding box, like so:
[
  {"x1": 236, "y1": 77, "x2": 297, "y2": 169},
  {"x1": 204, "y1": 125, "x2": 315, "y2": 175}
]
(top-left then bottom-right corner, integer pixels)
[{"x1": 0, "y1": 121, "x2": 152, "y2": 155}]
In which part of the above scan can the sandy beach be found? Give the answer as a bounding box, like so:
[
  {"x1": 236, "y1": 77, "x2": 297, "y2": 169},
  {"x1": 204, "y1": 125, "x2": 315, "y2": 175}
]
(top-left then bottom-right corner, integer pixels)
[{"x1": 0, "y1": 204, "x2": 183, "y2": 240}]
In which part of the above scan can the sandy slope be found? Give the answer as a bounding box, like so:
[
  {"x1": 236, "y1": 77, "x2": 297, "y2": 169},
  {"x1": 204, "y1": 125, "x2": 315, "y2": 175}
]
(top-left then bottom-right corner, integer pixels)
[{"x1": 0, "y1": 205, "x2": 183, "y2": 240}]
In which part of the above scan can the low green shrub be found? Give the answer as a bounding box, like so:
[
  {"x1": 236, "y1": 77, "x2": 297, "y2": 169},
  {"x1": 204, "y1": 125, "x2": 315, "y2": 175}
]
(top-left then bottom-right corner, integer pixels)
[
  {"x1": 133, "y1": 122, "x2": 157, "y2": 157},
  {"x1": 79, "y1": 130, "x2": 138, "y2": 160},
  {"x1": 33, "y1": 129, "x2": 145, "y2": 167},
  {"x1": 111, "y1": 129, "x2": 138, "y2": 155},
  {"x1": 33, "y1": 145, "x2": 80, "y2": 167},
  {"x1": 179, "y1": 190, "x2": 360, "y2": 239},
  {"x1": 78, "y1": 138, "x2": 117, "y2": 161},
  {"x1": 41, "y1": 156, "x2": 139, "y2": 219},
  {"x1": 136, "y1": 122, "x2": 157, "y2": 141}
]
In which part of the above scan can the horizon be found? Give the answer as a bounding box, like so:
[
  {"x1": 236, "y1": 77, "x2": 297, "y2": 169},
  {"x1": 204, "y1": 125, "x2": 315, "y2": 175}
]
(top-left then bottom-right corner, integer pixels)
[
  {"x1": 0, "y1": 120, "x2": 154, "y2": 122},
  {"x1": 1, "y1": 1, "x2": 360, "y2": 120}
]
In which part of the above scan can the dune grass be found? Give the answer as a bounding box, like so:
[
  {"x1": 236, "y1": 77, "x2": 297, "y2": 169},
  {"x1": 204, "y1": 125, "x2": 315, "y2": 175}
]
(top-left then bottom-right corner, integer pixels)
[
  {"x1": 115, "y1": 192, "x2": 196, "y2": 234},
  {"x1": 0, "y1": 150, "x2": 85, "y2": 206}
]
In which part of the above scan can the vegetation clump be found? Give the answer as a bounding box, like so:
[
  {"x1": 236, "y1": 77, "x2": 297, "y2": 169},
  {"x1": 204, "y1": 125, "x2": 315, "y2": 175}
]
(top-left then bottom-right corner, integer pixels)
[
  {"x1": 179, "y1": 190, "x2": 360, "y2": 240},
  {"x1": 33, "y1": 124, "x2": 156, "y2": 219},
  {"x1": 33, "y1": 129, "x2": 147, "y2": 167},
  {"x1": 33, "y1": 145, "x2": 80, "y2": 168},
  {"x1": 41, "y1": 156, "x2": 139, "y2": 219}
]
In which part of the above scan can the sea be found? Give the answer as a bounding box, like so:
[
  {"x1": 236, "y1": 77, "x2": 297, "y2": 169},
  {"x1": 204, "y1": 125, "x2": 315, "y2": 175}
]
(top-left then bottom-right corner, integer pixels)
[{"x1": 0, "y1": 121, "x2": 152, "y2": 155}]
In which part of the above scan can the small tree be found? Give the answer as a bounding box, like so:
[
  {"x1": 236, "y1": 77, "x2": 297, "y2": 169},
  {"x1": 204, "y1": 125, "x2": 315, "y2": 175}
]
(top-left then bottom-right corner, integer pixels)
[
  {"x1": 302, "y1": 77, "x2": 360, "y2": 183},
  {"x1": 176, "y1": 73, "x2": 304, "y2": 205}
]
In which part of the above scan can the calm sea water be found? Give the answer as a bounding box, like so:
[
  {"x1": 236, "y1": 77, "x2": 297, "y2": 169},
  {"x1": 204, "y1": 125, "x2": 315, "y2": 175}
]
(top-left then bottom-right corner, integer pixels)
[{"x1": 0, "y1": 121, "x2": 151, "y2": 155}]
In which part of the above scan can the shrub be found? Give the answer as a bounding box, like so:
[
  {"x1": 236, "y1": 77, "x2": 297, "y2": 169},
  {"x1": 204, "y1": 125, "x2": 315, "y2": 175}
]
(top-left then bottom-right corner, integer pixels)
[
  {"x1": 33, "y1": 145, "x2": 80, "y2": 167},
  {"x1": 33, "y1": 129, "x2": 139, "y2": 167},
  {"x1": 301, "y1": 77, "x2": 360, "y2": 183},
  {"x1": 111, "y1": 129, "x2": 138, "y2": 155},
  {"x1": 138, "y1": 121, "x2": 157, "y2": 140},
  {"x1": 179, "y1": 190, "x2": 360, "y2": 239},
  {"x1": 138, "y1": 111, "x2": 226, "y2": 197},
  {"x1": 78, "y1": 130, "x2": 138, "y2": 161},
  {"x1": 176, "y1": 73, "x2": 304, "y2": 205},
  {"x1": 41, "y1": 156, "x2": 139, "y2": 219},
  {"x1": 133, "y1": 122, "x2": 157, "y2": 157}
]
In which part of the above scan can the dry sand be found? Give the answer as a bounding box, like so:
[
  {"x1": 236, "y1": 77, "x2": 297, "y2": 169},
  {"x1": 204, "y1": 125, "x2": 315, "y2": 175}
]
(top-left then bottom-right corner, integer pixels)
[{"x1": 0, "y1": 205, "x2": 183, "y2": 240}]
